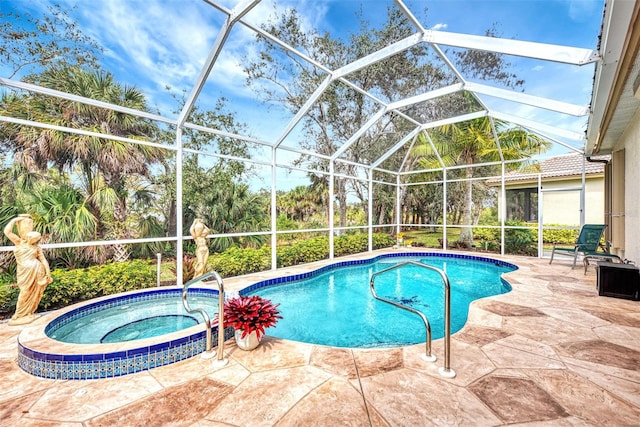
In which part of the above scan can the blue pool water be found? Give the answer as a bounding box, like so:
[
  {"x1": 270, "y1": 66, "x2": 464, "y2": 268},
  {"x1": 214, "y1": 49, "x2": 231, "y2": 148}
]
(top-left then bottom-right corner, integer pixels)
[
  {"x1": 45, "y1": 254, "x2": 514, "y2": 348},
  {"x1": 28, "y1": 253, "x2": 515, "y2": 380},
  {"x1": 100, "y1": 314, "x2": 199, "y2": 343},
  {"x1": 47, "y1": 292, "x2": 220, "y2": 344},
  {"x1": 251, "y1": 255, "x2": 514, "y2": 348}
]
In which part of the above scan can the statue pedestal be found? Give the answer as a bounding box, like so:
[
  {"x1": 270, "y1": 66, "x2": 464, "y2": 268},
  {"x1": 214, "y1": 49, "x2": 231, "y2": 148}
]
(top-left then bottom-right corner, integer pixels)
[{"x1": 8, "y1": 314, "x2": 39, "y2": 326}]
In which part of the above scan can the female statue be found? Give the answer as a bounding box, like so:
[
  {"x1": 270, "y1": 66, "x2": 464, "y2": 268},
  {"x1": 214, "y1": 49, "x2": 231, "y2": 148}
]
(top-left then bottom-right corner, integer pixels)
[
  {"x1": 190, "y1": 218, "x2": 210, "y2": 279},
  {"x1": 3, "y1": 215, "x2": 53, "y2": 325}
]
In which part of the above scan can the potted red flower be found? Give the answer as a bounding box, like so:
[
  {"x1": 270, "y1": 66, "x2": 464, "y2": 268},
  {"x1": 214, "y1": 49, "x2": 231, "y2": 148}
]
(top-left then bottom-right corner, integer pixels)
[{"x1": 224, "y1": 295, "x2": 282, "y2": 350}]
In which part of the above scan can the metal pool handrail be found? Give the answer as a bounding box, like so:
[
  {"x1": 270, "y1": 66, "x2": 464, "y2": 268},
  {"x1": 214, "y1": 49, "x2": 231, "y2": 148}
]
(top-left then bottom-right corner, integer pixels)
[
  {"x1": 369, "y1": 260, "x2": 455, "y2": 378},
  {"x1": 182, "y1": 270, "x2": 228, "y2": 366}
]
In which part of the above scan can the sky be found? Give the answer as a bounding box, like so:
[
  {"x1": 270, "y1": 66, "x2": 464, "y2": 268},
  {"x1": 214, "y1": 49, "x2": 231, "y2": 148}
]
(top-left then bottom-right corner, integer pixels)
[{"x1": 1, "y1": 0, "x2": 607, "y2": 188}]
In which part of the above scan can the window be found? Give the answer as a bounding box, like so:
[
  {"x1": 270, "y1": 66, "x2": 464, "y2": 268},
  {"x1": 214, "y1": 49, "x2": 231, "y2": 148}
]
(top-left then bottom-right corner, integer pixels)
[{"x1": 506, "y1": 188, "x2": 538, "y2": 222}]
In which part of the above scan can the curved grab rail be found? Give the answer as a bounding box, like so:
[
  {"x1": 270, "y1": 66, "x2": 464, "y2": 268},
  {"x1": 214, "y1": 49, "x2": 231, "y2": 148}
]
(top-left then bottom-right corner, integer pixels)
[
  {"x1": 370, "y1": 263, "x2": 435, "y2": 360},
  {"x1": 369, "y1": 260, "x2": 455, "y2": 378},
  {"x1": 182, "y1": 271, "x2": 227, "y2": 364}
]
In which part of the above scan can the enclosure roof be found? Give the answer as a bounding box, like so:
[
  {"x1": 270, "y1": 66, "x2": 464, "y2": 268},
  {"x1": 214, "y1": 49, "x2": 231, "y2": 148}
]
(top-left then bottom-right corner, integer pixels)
[
  {"x1": 186, "y1": 0, "x2": 605, "y2": 170},
  {"x1": 1, "y1": 0, "x2": 629, "y2": 172}
]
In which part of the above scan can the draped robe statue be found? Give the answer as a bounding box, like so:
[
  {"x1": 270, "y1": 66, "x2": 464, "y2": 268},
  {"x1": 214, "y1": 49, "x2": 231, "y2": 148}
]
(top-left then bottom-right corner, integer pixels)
[
  {"x1": 190, "y1": 219, "x2": 210, "y2": 279},
  {"x1": 4, "y1": 215, "x2": 53, "y2": 325}
]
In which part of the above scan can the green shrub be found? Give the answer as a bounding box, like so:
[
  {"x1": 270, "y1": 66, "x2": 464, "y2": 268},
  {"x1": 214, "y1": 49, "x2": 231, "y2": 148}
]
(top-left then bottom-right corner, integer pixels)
[
  {"x1": 207, "y1": 246, "x2": 271, "y2": 277},
  {"x1": 474, "y1": 227, "x2": 499, "y2": 241},
  {"x1": 90, "y1": 260, "x2": 156, "y2": 295},
  {"x1": 476, "y1": 240, "x2": 500, "y2": 252},
  {"x1": 277, "y1": 233, "x2": 394, "y2": 267},
  {"x1": 0, "y1": 260, "x2": 156, "y2": 318},
  {"x1": 42, "y1": 268, "x2": 95, "y2": 310},
  {"x1": 170, "y1": 255, "x2": 196, "y2": 285},
  {"x1": 41, "y1": 260, "x2": 156, "y2": 311},
  {"x1": 474, "y1": 224, "x2": 580, "y2": 246},
  {"x1": 542, "y1": 227, "x2": 579, "y2": 244},
  {"x1": 278, "y1": 236, "x2": 330, "y2": 266},
  {"x1": 371, "y1": 233, "x2": 396, "y2": 250},
  {"x1": 334, "y1": 234, "x2": 368, "y2": 256},
  {"x1": 207, "y1": 233, "x2": 394, "y2": 275},
  {"x1": 0, "y1": 280, "x2": 18, "y2": 318},
  {"x1": 504, "y1": 220, "x2": 537, "y2": 256},
  {"x1": 276, "y1": 215, "x2": 299, "y2": 237}
]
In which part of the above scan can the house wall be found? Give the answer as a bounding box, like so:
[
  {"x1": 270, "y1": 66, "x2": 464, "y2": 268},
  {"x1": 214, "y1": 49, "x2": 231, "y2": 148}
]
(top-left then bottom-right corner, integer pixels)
[
  {"x1": 612, "y1": 107, "x2": 640, "y2": 263},
  {"x1": 541, "y1": 178, "x2": 605, "y2": 225},
  {"x1": 496, "y1": 176, "x2": 605, "y2": 225}
]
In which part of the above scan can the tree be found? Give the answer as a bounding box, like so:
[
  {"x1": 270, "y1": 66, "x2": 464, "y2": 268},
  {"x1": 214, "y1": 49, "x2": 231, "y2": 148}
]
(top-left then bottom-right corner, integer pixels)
[
  {"x1": 1, "y1": 66, "x2": 165, "y2": 261},
  {"x1": 277, "y1": 186, "x2": 320, "y2": 222},
  {"x1": 182, "y1": 161, "x2": 268, "y2": 252},
  {"x1": 244, "y1": 7, "x2": 529, "y2": 234},
  {"x1": 25, "y1": 180, "x2": 99, "y2": 268},
  {"x1": 163, "y1": 93, "x2": 267, "y2": 250},
  {"x1": 245, "y1": 8, "x2": 435, "y2": 229},
  {"x1": 413, "y1": 117, "x2": 550, "y2": 247},
  {"x1": 403, "y1": 179, "x2": 443, "y2": 229},
  {"x1": 0, "y1": 4, "x2": 102, "y2": 79},
  {"x1": 244, "y1": 8, "x2": 345, "y2": 228}
]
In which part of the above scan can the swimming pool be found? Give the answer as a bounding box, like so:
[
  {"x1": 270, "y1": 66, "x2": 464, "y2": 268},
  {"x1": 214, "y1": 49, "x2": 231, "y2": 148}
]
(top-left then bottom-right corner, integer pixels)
[
  {"x1": 248, "y1": 254, "x2": 515, "y2": 347},
  {"x1": 17, "y1": 252, "x2": 516, "y2": 379}
]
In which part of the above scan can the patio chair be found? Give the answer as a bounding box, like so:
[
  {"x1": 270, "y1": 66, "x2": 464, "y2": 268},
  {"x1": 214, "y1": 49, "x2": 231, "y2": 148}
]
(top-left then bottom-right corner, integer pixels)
[{"x1": 549, "y1": 224, "x2": 616, "y2": 269}]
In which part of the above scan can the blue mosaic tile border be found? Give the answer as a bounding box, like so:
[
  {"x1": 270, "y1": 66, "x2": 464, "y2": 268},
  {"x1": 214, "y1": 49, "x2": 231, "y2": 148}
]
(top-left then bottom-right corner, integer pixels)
[
  {"x1": 18, "y1": 326, "x2": 235, "y2": 380},
  {"x1": 19, "y1": 287, "x2": 233, "y2": 380},
  {"x1": 240, "y1": 252, "x2": 518, "y2": 295}
]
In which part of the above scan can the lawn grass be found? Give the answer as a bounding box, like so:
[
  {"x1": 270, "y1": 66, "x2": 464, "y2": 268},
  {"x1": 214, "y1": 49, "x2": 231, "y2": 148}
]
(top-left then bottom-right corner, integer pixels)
[{"x1": 399, "y1": 228, "x2": 461, "y2": 248}]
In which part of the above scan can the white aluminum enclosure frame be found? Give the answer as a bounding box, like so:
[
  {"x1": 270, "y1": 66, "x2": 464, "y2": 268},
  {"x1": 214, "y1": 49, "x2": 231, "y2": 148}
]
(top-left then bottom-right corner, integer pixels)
[{"x1": 0, "y1": 0, "x2": 616, "y2": 278}]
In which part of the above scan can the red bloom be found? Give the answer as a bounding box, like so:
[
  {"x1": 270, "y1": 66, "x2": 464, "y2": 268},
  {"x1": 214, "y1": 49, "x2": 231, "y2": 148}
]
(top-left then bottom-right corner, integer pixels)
[{"x1": 223, "y1": 295, "x2": 282, "y2": 339}]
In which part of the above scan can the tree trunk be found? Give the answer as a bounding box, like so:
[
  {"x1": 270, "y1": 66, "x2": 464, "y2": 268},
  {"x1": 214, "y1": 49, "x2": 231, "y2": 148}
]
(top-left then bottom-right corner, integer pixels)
[
  {"x1": 378, "y1": 205, "x2": 386, "y2": 228},
  {"x1": 458, "y1": 166, "x2": 474, "y2": 248},
  {"x1": 167, "y1": 199, "x2": 177, "y2": 237},
  {"x1": 112, "y1": 197, "x2": 130, "y2": 262}
]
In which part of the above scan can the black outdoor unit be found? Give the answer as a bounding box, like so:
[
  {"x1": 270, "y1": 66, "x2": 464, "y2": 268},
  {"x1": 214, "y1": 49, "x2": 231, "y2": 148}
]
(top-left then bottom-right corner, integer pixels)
[{"x1": 596, "y1": 261, "x2": 640, "y2": 301}]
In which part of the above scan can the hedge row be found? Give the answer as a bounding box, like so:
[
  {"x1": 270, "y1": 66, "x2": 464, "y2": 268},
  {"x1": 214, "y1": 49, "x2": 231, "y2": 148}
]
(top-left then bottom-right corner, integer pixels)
[
  {"x1": 1, "y1": 260, "x2": 157, "y2": 318},
  {"x1": 474, "y1": 225, "x2": 580, "y2": 245},
  {"x1": 209, "y1": 233, "x2": 395, "y2": 277},
  {"x1": 1, "y1": 233, "x2": 394, "y2": 318}
]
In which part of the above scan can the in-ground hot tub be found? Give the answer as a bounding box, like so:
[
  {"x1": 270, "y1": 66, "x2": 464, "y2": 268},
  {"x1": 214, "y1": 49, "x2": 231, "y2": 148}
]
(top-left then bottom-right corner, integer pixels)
[{"x1": 17, "y1": 286, "x2": 232, "y2": 380}]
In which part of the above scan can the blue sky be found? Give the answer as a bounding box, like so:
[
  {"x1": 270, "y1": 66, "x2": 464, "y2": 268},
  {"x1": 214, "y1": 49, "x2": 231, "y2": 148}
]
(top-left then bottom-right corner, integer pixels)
[{"x1": 3, "y1": 0, "x2": 607, "y2": 175}]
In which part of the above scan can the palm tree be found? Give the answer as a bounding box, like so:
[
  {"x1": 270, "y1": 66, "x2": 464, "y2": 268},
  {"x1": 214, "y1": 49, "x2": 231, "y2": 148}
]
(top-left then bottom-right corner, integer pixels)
[
  {"x1": 26, "y1": 181, "x2": 99, "y2": 267},
  {"x1": 2, "y1": 66, "x2": 165, "y2": 260},
  {"x1": 0, "y1": 167, "x2": 99, "y2": 268},
  {"x1": 276, "y1": 190, "x2": 295, "y2": 221},
  {"x1": 205, "y1": 181, "x2": 269, "y2": 251},
  {"x1": 308, "y1": 173, "x2": 330, "y2": 227},
  {"x1": 413, "y1": 117, "x2": 550, "y2": 247}
]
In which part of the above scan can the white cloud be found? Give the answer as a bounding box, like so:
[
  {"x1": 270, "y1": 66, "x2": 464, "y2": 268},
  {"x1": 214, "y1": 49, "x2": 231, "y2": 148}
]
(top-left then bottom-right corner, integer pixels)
[
  {"x1": 70, "y1": 0, "x2": 334, "y2": 113},
  {"x1": 77, "y1": 1, "x2": 216, "y2": 88},
  {"x1": 568, "y1": 0, "x2": 602, "y2": 23},
  {"x1": 431, "y1": 23, "x2": 448, "y2": 31}
]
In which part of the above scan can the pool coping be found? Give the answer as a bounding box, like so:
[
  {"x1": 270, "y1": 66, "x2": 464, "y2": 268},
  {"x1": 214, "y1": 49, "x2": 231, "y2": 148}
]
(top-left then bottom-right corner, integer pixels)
[{"x1": 17, "y1": 251, "x2": 518, "y2": 380}]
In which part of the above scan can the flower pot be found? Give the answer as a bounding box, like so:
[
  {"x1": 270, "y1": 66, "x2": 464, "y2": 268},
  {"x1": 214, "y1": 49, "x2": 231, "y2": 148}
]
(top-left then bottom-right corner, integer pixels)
[
  {"x1": 17, "y1": 214, "x2": 33, "y2": 239},
  {"x1": 234, "y1": 329, "x2": 260, "y2": 350}
]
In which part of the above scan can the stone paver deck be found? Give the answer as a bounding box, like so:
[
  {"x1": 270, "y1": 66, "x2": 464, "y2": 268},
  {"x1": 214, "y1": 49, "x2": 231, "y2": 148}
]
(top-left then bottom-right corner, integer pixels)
[{"x1": 1, "y1": 250, "x2": 639, "y2": 426}]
